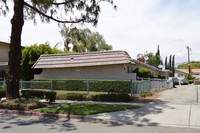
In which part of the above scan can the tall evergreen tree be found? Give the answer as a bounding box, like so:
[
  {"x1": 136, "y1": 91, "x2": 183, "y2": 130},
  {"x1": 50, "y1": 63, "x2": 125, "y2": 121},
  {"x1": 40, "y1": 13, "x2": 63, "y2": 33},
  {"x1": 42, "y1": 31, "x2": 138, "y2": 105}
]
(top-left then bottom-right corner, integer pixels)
[
  {"x1": 155, "y1": 45, "x2": 162, "y2": 67},
  {"x1": 0, "y1": 0, "x2": 116, "y2": 99},
  {"x1": 165, "y1": 57, "x2": 168, "y2": 69},
  {"x1": 172, "y1": 55, "x2": 175, "y2": 76},
  {"x1": 169, "y1": 55, "x2": 172, "y2": 70}
]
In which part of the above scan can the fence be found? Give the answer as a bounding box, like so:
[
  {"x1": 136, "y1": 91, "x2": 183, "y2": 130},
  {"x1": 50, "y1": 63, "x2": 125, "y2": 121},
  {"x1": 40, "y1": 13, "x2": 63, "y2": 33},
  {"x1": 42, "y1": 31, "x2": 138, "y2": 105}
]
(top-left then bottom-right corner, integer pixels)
[
  {"x1": 132, "y1": 78, "x2": 173, "y2": 95},
  {"x1": 0, "y1": 78, "x2": 173, "y2": 95}
]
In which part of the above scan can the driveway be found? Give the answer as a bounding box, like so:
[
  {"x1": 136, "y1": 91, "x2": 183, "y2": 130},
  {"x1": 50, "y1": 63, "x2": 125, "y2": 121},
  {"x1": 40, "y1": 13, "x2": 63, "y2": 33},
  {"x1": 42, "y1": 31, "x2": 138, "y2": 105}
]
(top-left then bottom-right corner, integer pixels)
[
  {"x1": 156, "y1": 85, "x2": 197, "y2": 105},
  {"x1": 86, "y1": 85, "x2": 200, "y2": 128}
]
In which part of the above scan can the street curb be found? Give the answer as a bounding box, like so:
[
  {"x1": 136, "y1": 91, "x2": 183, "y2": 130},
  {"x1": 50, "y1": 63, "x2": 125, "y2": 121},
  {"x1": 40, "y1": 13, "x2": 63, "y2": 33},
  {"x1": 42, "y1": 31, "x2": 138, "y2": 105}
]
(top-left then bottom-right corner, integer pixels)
[
  {"x1": 0, "y1": 109, "x2": 138, "y2": 126},
  {"x1": 2, "y1": 109, "x2": 200, "y2": 129},
  {"x1": 0, "y1": 109, "x2": 84, "y2": 119},
  {"x1": 82, "y1": 117, "x2": 133, "y2": 125}
]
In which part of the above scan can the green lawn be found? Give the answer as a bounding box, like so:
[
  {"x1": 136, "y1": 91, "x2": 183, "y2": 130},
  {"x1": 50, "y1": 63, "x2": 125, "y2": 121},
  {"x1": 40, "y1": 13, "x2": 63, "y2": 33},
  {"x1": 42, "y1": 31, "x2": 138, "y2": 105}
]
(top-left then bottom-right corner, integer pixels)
[{"x1": 36, "y1": 103, "x2": 140, "y2": 115}]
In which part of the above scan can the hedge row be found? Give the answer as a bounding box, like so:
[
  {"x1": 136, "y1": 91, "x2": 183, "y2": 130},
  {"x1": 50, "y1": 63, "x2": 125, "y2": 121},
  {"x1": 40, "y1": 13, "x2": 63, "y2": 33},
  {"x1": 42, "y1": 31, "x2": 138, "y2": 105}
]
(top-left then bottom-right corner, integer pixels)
[
  {"x1": 31, "y1": 79, "x2": 131, "y2": 93},
  {"x1": 57, "y1": 93, "x2": 132, "y2": 102},
  {"x1": 92, "y1": 94, "x2": 132, "y2": 102},
  {"x1": 21, "y1": 90, "x2": 56, "y2": 103}
]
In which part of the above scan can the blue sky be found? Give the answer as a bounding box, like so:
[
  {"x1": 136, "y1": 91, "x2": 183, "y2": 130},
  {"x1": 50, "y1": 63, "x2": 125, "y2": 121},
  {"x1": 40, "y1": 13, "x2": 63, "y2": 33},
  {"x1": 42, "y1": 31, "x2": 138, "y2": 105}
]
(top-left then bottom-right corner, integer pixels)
[{"x1": 1, "y1": 0, "x2": 200, "y2": 66}]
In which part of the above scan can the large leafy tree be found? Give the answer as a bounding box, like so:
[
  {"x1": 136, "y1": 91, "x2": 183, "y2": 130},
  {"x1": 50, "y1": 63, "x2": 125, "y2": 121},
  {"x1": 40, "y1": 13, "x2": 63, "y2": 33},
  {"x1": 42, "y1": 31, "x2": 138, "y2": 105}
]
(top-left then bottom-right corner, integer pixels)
[
  {"x1": 21, "y1": 42, "x2": 64, "y2": 81},
  {"x1": 0, "y1": 0, "x2": 115, "y2": 99},
  {"x1": 136, "y1": 46, "x2": 163, "y2": 68},
  {"x1": 145, "y1": 52, "x2": 157, "y2": 67},
  {"x1": 61, "y1": 27, "x2": 112, "y2": 52}
]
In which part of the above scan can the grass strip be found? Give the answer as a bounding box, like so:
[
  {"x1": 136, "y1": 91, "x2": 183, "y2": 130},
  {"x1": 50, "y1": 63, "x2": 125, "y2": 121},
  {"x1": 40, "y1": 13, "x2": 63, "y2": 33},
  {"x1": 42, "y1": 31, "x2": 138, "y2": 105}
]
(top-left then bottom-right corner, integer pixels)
[{"x1": 36, "y1": 103, "x2": 140, "y2": 116}]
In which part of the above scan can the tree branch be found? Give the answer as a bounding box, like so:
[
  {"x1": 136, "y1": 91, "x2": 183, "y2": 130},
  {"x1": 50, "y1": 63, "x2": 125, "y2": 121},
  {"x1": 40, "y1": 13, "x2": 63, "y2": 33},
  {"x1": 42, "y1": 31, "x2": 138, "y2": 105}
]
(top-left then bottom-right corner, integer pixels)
[
  {"x1": 24, "y1": 2, "x2": 91, "y2": 24},
  {"x1": 51, "y1": 0, "x2": 72, "y2": 5}
]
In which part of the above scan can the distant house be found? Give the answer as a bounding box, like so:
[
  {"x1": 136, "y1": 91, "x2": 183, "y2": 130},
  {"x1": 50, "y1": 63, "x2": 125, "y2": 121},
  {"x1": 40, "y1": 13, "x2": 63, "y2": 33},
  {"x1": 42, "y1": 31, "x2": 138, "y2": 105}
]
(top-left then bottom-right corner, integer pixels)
[
  {"x1": 0, "y1": 41, "x2": 9, "y2": 80},
  {"x1": 175, "y1": 69, "x2": 200, "y2": 79},
  {"x1": 32, "y1": 51, "x2": 168, "y2": 80},
  {"x1": 0, "y1": 41, "x2": 24, "y2": 80},
  {"x1": 175, "y1": 69, "x2": 188, "y2": 80},
  {"x1": 0, "y1": 41, "x2": 9, "y2": 66},
  {"x1": 131, "y1": 58, "x2": 170, "y2": 78},
  {"x1": 191, "y1": 69, "x2": 200, "y2": 79}
]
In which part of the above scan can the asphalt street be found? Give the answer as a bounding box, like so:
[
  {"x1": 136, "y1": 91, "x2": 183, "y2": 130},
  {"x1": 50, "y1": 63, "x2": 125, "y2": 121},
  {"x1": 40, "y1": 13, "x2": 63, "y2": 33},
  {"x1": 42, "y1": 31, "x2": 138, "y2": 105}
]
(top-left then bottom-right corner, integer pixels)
[
  {"x1": 0, "y1": 113, "x2": 200, "y2": 133},
  {"x1": 0, "y1": 84, "x2": 200, "y2": 132}
]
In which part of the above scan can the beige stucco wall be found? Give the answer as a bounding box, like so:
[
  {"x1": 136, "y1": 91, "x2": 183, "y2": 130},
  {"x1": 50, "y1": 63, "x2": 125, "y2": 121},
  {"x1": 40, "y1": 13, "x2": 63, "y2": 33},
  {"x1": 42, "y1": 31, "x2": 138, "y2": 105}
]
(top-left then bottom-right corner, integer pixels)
[
  {"x1": 0, "y1": 44, "x2": 9, "y2": 62},
  {"x1": 34, "y1": 64, "x2": 136, "y2": 80}
]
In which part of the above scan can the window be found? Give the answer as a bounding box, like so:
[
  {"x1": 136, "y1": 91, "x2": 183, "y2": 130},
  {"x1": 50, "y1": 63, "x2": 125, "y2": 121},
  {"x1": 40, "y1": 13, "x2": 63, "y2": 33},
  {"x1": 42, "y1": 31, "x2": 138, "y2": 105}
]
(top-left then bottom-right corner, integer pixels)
[{"x1": 127, "y1": 66, "x2": 133, "y2": 73}]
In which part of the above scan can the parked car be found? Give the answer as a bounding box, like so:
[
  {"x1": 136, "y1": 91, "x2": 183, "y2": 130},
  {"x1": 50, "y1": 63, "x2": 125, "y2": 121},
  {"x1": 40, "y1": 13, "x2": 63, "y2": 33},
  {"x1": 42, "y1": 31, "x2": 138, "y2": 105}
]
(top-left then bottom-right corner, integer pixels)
[
  {"x1": 168, "y1": 77, "x2": 179, "y2": 85},
  {"x1": 179, "y1": 79, "x2": 189, "y2": 85}
]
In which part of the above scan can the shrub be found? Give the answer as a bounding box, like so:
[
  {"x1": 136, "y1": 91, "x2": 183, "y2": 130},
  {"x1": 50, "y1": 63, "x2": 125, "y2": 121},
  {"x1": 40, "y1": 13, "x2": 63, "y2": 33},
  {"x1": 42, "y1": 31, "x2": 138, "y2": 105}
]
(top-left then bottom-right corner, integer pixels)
[
  {"x1": 0, "y1": 98, "x2": 46, "y2": 111},
  {"x1": 140, "y1": 91, "x2": 153, "y2": 97},
  {"x1": 91, "y1": 94, "x2": 131, "y2": 102},
  {"x1": 56, "y1": 93, "x2": 132, "y2": 102},
  {"x1": 0, "y1": 83, "x2": 6, "y2": 90},
  {"x1": 0, "y1": 90, "x2": 6, "y2": 98},
  {"x1": 45, "y1": 91, "x2": 57, "y2": 103},
  {"x1": 21, "y1": 90, "x2": 31, "y2": 99},
  {"x1": 31, "y1": 90, "x2": 45, "y2": 99},
  {"x1": 57, "y1": 93, "x2": 90, "y2": 101},
  {"x1": 21, "y1": 90, "x2": 45, "y2": 99},
  {"x1": 134, "y1": 68, "x2": 151, "y2": 78},
  {"x1": 21, "y1": 90, "x2": 57, "y2": 103},
  {"x1": 158, "y1": 74, "x2": 166, "y2": 79},
  {"x1": 189, "y1": 80, "x2": 194, "y2": 84},
  {"x1": 185, "y1": 74, "x2": 195, "y2": 81}
]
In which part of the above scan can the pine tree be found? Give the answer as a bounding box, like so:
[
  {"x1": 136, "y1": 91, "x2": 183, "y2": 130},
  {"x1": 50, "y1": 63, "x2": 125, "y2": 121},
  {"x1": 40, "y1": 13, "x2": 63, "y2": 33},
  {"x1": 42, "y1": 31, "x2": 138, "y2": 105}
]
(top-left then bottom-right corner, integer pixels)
[
  {"x1": 172, "y1": 55, "x2": 175, "y2": 76},
  {"x1": 169, "y1": 55, "x2": 172, "y2": 70},
  {"x1": 165, "y1": 57, "x2": 168, "y2": 69},
  {"x1": 155, "y1": 45, "x2": 162, "y2": 67}
]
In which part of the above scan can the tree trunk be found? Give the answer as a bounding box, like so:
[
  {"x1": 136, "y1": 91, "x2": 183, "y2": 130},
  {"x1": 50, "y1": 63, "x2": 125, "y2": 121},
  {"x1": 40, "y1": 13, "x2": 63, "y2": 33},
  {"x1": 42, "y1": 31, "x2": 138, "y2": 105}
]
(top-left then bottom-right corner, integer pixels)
[{"x1": 6, "y1": 0, "x2": 24, "y2": 99}]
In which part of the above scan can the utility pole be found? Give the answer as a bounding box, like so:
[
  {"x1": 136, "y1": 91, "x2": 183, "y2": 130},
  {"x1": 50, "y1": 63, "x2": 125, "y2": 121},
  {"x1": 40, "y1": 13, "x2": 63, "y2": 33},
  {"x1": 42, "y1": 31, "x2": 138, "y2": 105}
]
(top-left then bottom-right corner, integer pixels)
[{"x1": 187, "y1": 46, "x2": 191, "y2": 75}]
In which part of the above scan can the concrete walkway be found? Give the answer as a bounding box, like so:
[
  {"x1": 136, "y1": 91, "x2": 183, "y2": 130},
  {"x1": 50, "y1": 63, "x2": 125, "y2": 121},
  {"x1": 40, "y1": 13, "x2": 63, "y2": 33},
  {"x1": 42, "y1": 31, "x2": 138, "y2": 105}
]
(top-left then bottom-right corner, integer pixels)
[{"x1": 84, "y1": 85, "x2": 200, "y2": 129}]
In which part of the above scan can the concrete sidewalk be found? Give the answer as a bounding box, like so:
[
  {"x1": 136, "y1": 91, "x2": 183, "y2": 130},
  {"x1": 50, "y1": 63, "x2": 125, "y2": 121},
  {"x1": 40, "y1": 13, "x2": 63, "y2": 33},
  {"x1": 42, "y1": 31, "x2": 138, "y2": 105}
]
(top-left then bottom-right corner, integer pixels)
[
  {"x1": 2, "y1": 85, "x2": 199, "y2": 129},
  {"x1": 83, "y1": 85, "x2": 200, "y2": 129},
  {"x1": 84, "y1": 102, "x2": 200, "y2": 128}
]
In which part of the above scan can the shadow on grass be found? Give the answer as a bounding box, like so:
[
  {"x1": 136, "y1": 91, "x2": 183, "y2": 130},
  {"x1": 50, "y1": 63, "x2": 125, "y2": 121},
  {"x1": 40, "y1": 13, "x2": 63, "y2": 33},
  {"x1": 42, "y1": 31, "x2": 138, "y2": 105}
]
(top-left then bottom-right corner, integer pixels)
[{"x1": 0, "y1": 96, "x2": 176, "y2": 131}]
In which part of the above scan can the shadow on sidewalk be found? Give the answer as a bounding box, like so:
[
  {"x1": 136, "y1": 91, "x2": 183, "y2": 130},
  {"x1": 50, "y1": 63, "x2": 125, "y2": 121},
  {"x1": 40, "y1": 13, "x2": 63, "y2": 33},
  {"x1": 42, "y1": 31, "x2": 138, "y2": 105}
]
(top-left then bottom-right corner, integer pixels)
[
  {"x1": 0, "y1": 113, "x2": 77, "y2": 132},
  {"x1": 83, "y1": 99, "x2": 174, "y2": 127}
]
